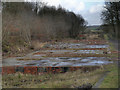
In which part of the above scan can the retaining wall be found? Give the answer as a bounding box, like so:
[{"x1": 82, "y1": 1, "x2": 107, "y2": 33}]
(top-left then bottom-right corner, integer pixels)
[{"x1": 0, "y1": 66, "x2": 100, "y2": 75}]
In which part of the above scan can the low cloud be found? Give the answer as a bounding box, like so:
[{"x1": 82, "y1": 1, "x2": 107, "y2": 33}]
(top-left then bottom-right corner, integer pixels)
[
  {"x1": 62, "y1": 0, "x2": 85, "y2": 12},
  {"x1": 42, "y1": 0, "x2": 61, "y2": 6},
  {"x1": 89, "y1": 4, "x2": 104, "y2": 13},
  {"x1": 28, "y1": 0, "x2": 105, "y2": 25},
  {"x1": 42, "y1": 0, "x2": 85, "y2": 12}
]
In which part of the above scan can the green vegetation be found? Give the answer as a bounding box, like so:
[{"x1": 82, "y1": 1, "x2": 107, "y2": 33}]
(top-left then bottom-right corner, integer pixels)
[
  {"x1": 109, "y1": 42, "x2": 118, "y2": 58},
  {"x1": 109, "y1": 43, "x2": 115, "y2": 51},
  {"x1": 99, "y1": 64, "x2": 118, "y2": 88},
  {"x1": 101, "y1": 2, "x2": 120, "y2": 39},
  {"x1": 99, "y1": 34, "x2": 118, "y2": 88},
  {"x1": 104, "y1": 34, "x2": 118, "y2": 58},
  {"x1": 2, "y1": 2, "x2": 119, "y2": 89},
  {"x1": 104, "y1": 34, "x2": 109, "y2": 41},
  {"x1": 3, "y1": 64, "x2": 118, "y2": 88}
]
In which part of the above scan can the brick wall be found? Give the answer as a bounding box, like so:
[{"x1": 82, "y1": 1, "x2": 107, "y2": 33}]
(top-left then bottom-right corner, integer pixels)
[{"x1": 1, "y1": 66, "x2": 100, "y2": 75}]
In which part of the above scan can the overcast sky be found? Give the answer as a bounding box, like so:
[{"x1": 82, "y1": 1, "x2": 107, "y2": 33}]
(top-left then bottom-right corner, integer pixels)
[{"x1": 37, "y1": 0, "x2": 105, "y2": 26}]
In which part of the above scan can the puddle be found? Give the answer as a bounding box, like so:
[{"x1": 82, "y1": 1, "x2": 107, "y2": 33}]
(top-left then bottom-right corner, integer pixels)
[
  {"x1": 19, "y1": 57, "x2": 113, "y2": 67},
  {"x1": 55, "y1": 62, "x2": 73, "y2": 66},
  {"x1": 40, "y1": 60, "x2": 50, "y2": 62},
  {"x1": 81, "y1": 59, "x2": 90, "y2": 62},
  {"x1": 3, "y1": 42, "x2": 112, "y2": 67},
  {"x1": 26, "y1": 63, "x2": 36, "y2": 65},
  {"x1": 33, "y1": 54, "x2": 46, "y2": 57},
  {"x1": 59, "y1": 57, "x2": 70, "y2": 59},
  {"x1": 89, "y1": 60, "x2": 111, "y2": 64},
  {"x1": 33, "y1": 50, "x2": 104, "y2": 55},
  {"x1": 73, "y1": 60, "x2": 113, "y2": 66},
  {"x1": 85, "y1": 45, "x2": 109, "y2": 48},
  {"x1": 76, "y1": 50, "x2": 103, "y2": 54},
  {"x1": 48, "y1": 43, "x2": 109, "y2": 49},
  {"x1": 67, "y1": 57, "x2": 81, "y2": 61},
  {"x1": 3, "y1": 56, "x2": 113, "y2": 67}
]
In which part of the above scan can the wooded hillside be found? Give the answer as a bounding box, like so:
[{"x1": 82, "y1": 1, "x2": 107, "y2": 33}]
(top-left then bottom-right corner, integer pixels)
[{"x1": 2, "y1": 2, "x2": 87, "y2": 55}]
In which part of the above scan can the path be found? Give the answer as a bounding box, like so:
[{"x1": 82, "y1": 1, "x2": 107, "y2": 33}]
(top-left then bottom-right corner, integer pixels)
[
  {"x1": 93, "y1": 71, "x2": 109, "y2": 88},
  {"x1": 93, "y1": 38, "x2": 119, "y2": 88},
  {"x1": 0, "y1": 74, "x2": 1, "y2": 90},
  {"x1": 0, "y1": 53, "x2": 2, "y2": 89},
  {"x1": 109, "y1": 39, "x2": 119, "y2": 50},
  {"x1": 109, "y1": 38, "x2": 120, "y2": 88}
]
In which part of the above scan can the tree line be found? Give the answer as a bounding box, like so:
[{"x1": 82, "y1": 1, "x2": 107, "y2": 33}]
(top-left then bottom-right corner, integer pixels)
[
  {"x1": 101, "y1": 2, "x2": 120, "y2": 39},
  {"x1": 2, "y1": 2, "x2": 87, "y2": 53}
]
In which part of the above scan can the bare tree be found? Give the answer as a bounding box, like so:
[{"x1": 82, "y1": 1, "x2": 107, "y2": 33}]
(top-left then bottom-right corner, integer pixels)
[{"x1": 101, "y1": 2, "x2": 120, "y2": 38}]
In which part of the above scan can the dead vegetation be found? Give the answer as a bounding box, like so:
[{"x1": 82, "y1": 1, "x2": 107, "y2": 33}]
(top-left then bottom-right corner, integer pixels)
[
  {"x1": 30, "y1": 41, "x2": 48, "y2": 50},
  {"x1": 2, "y1": 2, "x2": 87, "y2": 57},
  {"x1": 2, "y1": 66, "x2": 105, "y2": 88}
]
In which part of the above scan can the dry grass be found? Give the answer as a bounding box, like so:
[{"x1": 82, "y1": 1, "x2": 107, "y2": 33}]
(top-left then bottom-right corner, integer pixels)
[
  {"x1": 31, "y1": 40, "x2": 47, "y2": 50},
  {"x1": 2, "y1": 67, "x2": 105, "y2": 88},
  {"x1": 87, "y1": 34, "x2": 99, "y2": 39}
]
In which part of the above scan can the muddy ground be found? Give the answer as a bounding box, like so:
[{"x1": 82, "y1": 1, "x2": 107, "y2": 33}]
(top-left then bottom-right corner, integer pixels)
[
  {"x1": 2, "y1": 39, "x2": 114, "y2": 67},
  {"x1": 1, "y1": 37, "x2": 119, "y2": 88}
]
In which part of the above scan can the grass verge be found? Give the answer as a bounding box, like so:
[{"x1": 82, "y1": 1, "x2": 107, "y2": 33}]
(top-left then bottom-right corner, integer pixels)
[
  {"x1": 99, "y1": 64, "x2": 118, "y2": 88},
  {"x1": 2, "y1": 66, "x2": 105, "y2": 88}
]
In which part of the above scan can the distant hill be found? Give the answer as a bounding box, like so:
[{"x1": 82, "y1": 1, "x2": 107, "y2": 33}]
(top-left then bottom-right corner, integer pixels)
[{"x1": 87, "y1": 25, "x2": 100, "y2": 30}]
